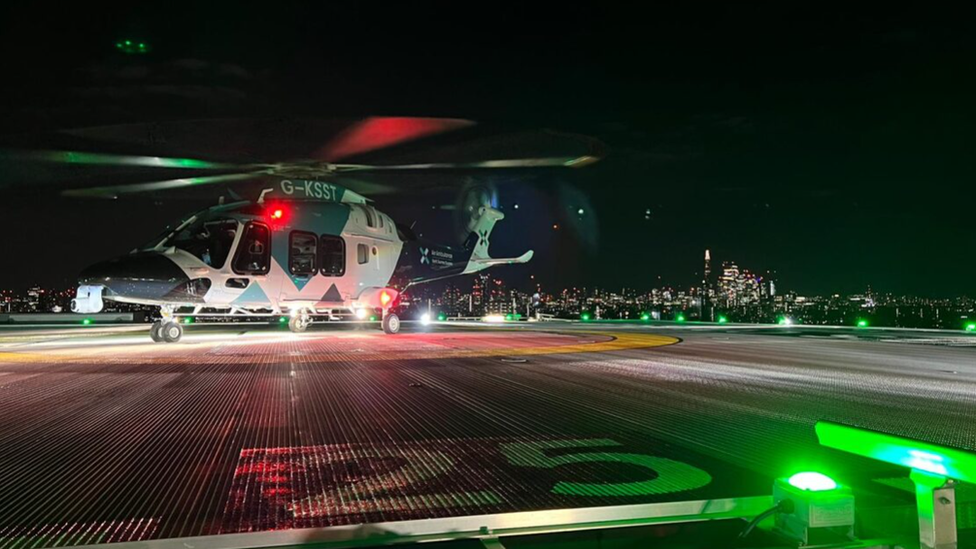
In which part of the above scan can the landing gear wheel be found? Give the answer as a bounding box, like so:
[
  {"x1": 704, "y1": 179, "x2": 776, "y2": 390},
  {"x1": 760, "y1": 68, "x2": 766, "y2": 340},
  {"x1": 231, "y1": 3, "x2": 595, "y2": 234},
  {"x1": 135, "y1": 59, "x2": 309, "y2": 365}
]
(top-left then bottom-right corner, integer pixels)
[
  {"x1": 161, "y1": 321, "x2": 183, "y2": 343},
  {"x1": 150, "y1": 321, "x2": 164, "y2": 342},
  {"x1": 382, "y1": 313, "x2": 400, "y2": 335},
  {"x1": 288, "y1": 315, "x2": 310, "y2": 333}
]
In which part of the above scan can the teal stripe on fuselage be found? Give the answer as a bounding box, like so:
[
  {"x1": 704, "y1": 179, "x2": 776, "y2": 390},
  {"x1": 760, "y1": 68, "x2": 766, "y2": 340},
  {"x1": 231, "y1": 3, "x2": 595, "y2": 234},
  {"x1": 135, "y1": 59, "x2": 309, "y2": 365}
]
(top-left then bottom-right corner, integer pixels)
[{"x1": 232, "y1": 281, "x2": 271, "y2": 305}]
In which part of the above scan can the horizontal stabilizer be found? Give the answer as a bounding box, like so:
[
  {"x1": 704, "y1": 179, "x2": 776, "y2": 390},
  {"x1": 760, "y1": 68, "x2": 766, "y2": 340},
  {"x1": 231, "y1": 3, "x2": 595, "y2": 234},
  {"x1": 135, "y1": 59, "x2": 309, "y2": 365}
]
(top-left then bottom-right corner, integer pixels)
[{"x1": 468, "y1": 250, "x2": 533, "y2": 272}]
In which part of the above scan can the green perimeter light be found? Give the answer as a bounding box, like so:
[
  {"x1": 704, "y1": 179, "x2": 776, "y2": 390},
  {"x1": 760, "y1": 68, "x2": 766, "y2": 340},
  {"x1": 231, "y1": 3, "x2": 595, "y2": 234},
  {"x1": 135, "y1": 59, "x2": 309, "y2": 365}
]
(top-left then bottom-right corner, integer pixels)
[
  {"x1": 676, "y1": 314, "x2": 685, "y2": 322},
  {"x1": 965, "y1": 322, "x2": 976, "y2": 332},
  {"x1": 856, "y1": 319, "x2": 869, "y2": 328},
  {"x1": 816, "y1": 421, "x2": 976, "y2": 483},
  {"x1": 437, "y1": 313, "x2": 447, "y2": 321},
  {"x1": 717, "y1": 315, "x2": 728, "y2": 324},
  {"x1": 82, "y1": 318, "x2": 92, "y2": 325},
  {"x1": 116, "y1": 39, "x2": 150, "y2": 54},
  {"x1": 581, "y1": 313, "x2": 591, "y2": 321},
  {"x1": 787, "y1": 471, "x2": 838, "y2": 492},
  {"x1": 641, "y1": 313, "x2": 650, "y2": 321}
]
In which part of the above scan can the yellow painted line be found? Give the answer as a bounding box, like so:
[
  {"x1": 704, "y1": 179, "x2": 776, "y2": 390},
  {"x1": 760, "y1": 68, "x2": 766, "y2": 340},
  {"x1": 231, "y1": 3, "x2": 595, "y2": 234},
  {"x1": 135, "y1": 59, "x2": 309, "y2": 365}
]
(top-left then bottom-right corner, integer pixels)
[{"x1": 0, "y1": 332, "x2": 678, "y2": 365}]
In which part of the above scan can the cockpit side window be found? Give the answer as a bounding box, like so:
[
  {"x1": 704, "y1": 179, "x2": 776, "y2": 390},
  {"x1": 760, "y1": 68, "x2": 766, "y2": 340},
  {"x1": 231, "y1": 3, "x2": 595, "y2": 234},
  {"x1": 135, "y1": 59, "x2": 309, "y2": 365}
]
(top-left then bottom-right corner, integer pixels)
[
  {"x1": 166, "y1": 218, "x2": 238, "y2": 268},
  {"x1": 232, "y1": 222, "x2": 271, "y2": 275}
]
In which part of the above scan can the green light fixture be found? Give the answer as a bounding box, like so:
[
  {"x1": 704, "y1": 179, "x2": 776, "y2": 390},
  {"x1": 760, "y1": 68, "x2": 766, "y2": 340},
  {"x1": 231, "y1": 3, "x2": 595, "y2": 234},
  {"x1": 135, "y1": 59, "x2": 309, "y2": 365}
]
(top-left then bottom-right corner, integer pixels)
[
  {"x1": 676, "y1": 314, "x2": 685, "y2": 322},
  {"x1": 115, "y1": 39, "x2": 150, "y2": 54},
  {"x1": 856, "y1": 319, "x2": 868, "y2": 328},
  {"x1": 787, "y1": 471, "x2": 838, "y2": 492},
  {"x1": 641, "y1": 313, "x2": 650, "y2": 321},
  {"x1": 773, "y1": 469, "x2": 854, "y2": 544},
  {"x1": 717, "y1": 315, "x2": 728, "y2": 324},
  {"x1": 82, "y1": 318, "x2": 92, "y2": 325},
  {"x1": 965, "y1": 323, "x2": 976, "y2": 332}
]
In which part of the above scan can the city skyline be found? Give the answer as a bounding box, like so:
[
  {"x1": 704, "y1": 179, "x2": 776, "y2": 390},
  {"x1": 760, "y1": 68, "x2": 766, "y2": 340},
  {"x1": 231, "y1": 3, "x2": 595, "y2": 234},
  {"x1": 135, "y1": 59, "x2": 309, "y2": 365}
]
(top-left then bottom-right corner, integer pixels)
[{"x1": 6, "y1": 245, "x2": 973, "y2": 331}]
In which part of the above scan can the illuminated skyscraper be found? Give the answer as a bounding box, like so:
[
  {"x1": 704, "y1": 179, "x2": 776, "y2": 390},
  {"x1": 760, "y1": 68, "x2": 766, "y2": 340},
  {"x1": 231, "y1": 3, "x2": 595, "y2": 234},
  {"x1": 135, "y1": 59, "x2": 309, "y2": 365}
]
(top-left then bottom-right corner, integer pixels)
[{"x1": 703, "y1": 249, "x2": 711, "y2": 288}]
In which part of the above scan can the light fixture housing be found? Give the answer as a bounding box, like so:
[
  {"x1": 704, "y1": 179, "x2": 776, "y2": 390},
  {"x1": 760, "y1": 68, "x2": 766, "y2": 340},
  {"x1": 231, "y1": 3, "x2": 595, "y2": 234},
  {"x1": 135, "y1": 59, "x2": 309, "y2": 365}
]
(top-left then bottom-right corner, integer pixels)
[{"x1": 773, "y1": 472, "x2": 854, "y2": 545}]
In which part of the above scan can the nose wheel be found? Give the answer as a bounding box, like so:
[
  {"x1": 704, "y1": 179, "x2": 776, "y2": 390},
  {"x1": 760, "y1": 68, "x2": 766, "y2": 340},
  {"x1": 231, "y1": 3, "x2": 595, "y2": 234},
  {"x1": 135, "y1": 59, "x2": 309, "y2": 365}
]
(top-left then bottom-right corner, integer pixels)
[
  {"x1": 382, "y1": 312, "x2": 400, "y2": 334},
  {"x1": 288, "y1": 313, "x2": 312, "y2": 333},
  {"x1": 150, "y1": 320, "x2": 183, "y2": 343}
]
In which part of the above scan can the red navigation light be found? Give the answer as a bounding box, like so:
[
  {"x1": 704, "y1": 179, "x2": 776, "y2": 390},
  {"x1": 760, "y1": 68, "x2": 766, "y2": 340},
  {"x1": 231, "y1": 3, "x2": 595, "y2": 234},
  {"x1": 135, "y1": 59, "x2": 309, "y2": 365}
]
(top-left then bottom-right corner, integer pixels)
[
  {"x1": 266, "y1": 205, "x2": 289, "y2": 226},
  {"x1": 380, "y1": 290, "x2": 392, "y2": 307}
]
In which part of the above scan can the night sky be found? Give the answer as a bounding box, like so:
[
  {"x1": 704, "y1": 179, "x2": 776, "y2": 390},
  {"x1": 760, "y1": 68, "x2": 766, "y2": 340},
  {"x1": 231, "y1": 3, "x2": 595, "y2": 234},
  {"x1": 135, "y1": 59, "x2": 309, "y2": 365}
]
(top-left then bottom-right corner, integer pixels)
[{"x1": 1, "y1": 3, "x2": 974, "y2": 296}]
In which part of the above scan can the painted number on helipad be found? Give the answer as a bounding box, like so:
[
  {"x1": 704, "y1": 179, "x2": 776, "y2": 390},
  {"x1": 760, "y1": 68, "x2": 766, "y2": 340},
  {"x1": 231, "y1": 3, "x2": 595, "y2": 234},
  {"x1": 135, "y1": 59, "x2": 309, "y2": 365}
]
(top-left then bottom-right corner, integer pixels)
[
  {"x1": 221, "y1": 437, "x2": 712, "y2": 532},
  {"x1": 499, "y1": 439, "x2": 711, "y2": 497}
]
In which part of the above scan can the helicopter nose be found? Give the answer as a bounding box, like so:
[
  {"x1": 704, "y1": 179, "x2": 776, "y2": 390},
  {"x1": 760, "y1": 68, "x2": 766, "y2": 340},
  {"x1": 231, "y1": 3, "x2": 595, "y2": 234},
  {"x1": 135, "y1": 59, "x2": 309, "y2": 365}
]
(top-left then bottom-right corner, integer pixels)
[{"x1": 79, "y1": 254, "x2": 192, "y2": 301}]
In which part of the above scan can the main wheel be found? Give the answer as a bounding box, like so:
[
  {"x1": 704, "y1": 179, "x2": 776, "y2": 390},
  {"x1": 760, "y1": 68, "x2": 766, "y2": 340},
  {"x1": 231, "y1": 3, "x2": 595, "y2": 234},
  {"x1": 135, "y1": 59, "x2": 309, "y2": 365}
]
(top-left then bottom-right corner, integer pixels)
[
  {"x1": 288, "y1": 316, "x2": 309, "y2": 333},
  {"x1": 382, "y1": 313, "x2": 400, "y2": 334},
  {"x1": 150, "y1": 321, "x2": 165, "y2": 342},
  {"x1": 161, "y1": 321, "x2": 183, "y2": 343}
]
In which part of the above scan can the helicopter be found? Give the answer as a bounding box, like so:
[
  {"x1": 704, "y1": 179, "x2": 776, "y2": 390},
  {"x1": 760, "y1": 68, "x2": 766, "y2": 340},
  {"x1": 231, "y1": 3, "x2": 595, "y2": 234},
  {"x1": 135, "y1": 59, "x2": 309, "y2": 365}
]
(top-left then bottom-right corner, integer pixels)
[
  {"x1": 71, "y1": 179, "x2": 533, "y2": 341},
  {"x1": 2, "y1": 117, "x2": 602, "y2": 342}
]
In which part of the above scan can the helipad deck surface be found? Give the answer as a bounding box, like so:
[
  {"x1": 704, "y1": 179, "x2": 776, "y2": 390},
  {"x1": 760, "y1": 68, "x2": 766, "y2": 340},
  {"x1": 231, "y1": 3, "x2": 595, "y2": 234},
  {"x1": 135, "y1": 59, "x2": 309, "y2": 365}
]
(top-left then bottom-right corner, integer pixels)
[{"x1": 1, "y1": 323, "x2": 975, "y2": 548}]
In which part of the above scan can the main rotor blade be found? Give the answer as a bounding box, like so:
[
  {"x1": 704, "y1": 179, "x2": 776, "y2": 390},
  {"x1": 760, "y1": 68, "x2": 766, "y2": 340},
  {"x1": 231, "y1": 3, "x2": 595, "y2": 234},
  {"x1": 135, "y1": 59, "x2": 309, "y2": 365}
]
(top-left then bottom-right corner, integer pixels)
[
  {"x1": 331, "y1": 155, "x2": 600, "y2": 172},
  {"x1": 0, "y1": 149, "x2": 262, "y2": 170},
  {"x1": 318, "y1": 117, "x2": 475, "y2": 161},
  {"x1": 61, "y1": 172, "x2": 268, "y2": 198}
]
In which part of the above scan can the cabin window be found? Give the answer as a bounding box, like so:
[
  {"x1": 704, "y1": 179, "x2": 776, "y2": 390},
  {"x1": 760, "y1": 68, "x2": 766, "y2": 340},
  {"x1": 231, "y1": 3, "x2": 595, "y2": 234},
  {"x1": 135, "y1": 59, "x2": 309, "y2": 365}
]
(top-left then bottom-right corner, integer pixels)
[
  {"x1": 289, "y1": 232, "x2": 317, "y2": 276},
  {"x1": 319, "y1": 235, "x2": 346, "y2": 276},
  {"x1": 232, "y1": 222, "x2": 271, "y2": 275},
  {"x1": 357, "y1": 243, "x2": 369, "y2": 264}
]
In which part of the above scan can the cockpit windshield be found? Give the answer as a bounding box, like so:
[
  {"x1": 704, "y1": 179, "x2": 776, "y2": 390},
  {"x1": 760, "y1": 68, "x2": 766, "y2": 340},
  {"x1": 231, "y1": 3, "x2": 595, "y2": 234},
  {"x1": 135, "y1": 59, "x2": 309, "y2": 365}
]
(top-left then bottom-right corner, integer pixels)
[{"x1": 157, "y1": 217, "x2": 239, "y2": 268}]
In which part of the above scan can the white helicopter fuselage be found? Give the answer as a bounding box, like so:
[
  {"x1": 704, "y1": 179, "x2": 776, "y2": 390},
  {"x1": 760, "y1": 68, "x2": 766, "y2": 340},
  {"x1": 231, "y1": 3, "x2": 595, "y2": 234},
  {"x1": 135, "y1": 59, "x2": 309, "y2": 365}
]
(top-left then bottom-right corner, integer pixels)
[{"x1": 72, "y1": 181, "x2": 531, "y2": 332}]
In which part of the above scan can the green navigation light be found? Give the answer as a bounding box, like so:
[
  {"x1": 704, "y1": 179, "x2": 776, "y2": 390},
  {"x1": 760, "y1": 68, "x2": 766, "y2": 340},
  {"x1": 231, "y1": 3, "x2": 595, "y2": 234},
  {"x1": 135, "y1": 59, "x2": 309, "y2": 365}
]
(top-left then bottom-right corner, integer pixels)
[
  {"x1": 279, "y1": 317, "x2": 287, "y2": 323},
  {"x1": 965, "y1": 322, "x2": 976, "y2": 332},
  {"x1": 641, "y1": 313, "x2": 650, "y2": 321},
  {"x1": 676, "y1": 314, "x2": 685, "y2": 322},
  {"x1": 816, "y1": 421, "x2": 976, "y2": 483},
  {"x1": 437, "y1": 313, "x2": 447, "y2": 321},
  {"x1": 116, "y1": 39, "x2": 150, "y2": 54},
  {"x1": 82, "y1": 318, "x2": 92, "y2": 325},
  {"x1": 856, "y1": 319, "x2": 868, "y2": 328},
  {"x1": 717, "y1": 315, "x2": 728, "y2": 324},
  {"x1": 787, "y1": 471, "x2": 838, "y2": 492},
  {"x1": 581, "y1": 313, "x2": 591, "y2": 321}
]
